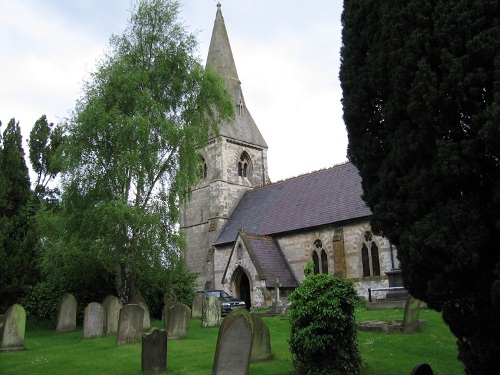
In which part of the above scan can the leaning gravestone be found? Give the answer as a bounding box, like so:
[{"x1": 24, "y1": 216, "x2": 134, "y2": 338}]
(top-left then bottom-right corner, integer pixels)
[
  {"x1": 202, "y1": 296, "x2": 221, "y2": 328},
  {"x1": 164, "y1": 302, "x2": 190, "y2": 339},
  {"x1": 142, "y1": 328, "x2": 167, "y2": 374},
  {"x1": 102, "y1": 295, "x2": 123, "y2": 335},
  {"x1": 116, "y1": 304, "x2": 144, "y2": 345},
  {"x1": 211, "y1": 308, "x2": 254, "y2": 375},
  {"x1": 0, "y1": 304, "x2": 26, "y2": 352},
  {"x1": 83, "y1": 302, "x2": 104, "y2": 339},
  {"x1": 191, "y1": 293, "x2": 204, "y2": 319},
  {"x1": 402, "y1": 295, "x2": 421, "y2": 333},
  {"x1": 56, "y1": 293, "x2": 77, "y2": 333},
  {"x1": 250, "y1": 313, "x2": 272, "y2": 362}
]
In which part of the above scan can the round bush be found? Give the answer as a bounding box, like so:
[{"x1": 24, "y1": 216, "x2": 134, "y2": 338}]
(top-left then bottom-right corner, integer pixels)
[{"x1": 288, "y1": 274, "x2": 361, "y2": 375}]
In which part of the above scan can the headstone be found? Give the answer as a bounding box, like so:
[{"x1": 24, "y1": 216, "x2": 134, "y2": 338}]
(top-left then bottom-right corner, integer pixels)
[
  {"x1": 202, "y1": 296, "x2": 221, "y2": 328},
  {"x1": 250, "y1": 313, "x2": 272, "y2": 362},
  {"x1": 0, "y1": 304, "x2": 26, "y2": 351},
  {"x1": 83, "y1": 302, "x2": 104, "y2": 339},
  {"x1": 142, "y1": 328, "x2": 167, "y2": 374},
  {"x1": 56, "y1": 293, "x2": 77, "y2": 333},
  {"x1": 402, "y1": 295, "x2": 421, "y2": 333},
  {"x1": 211, "y1": 308, "x2": 254, "y2": 375},
  {"x1": 130, "y1": 297, "x2": 151, "y2": 330},
  {"x1": 116, "y1": 304, "x2": 144, "y2": 345},
  {"x1": 162, "y1": 301, "x2": 177, "y2": 323},
  {"x1": 102, "y1": 295, "x2": 123, "y2": 335},
  {"x1": 191, "y1": 293, "x2": 204, "y2": 319},
  {"x1": 164, "y1": 302, "x2": 190, "y2": 339},
  {"x1": 411, "y1": 363, "x2": 433, "y2": 375}
]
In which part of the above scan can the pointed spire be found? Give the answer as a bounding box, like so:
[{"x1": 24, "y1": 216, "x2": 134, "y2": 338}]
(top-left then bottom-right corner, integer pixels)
[{"x1": 206, "y1": 3, "x2": 268, "y2": 149}]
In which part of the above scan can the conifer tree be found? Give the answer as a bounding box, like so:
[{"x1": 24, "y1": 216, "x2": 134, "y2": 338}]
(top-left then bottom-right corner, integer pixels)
[{"x1": 341, "y1": 2, "x2": 500, "y2": 373}]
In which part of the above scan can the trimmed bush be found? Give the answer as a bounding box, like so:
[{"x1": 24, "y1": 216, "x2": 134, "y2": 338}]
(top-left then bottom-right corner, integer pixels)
[{"x1": 288, "y1": 274, "x2": 361, "y2": 375}]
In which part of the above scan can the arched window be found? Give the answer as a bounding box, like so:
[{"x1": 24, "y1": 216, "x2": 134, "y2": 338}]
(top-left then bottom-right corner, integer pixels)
[
  {"x1": 238, "y1": 151, "x2": 251, "y2": 178},
  {"x1": 361, "y1": 231, "x2": 380, "y2": 277},
  {"x1": 198, "y1": 155, "x2": 207, "y2": 179},
  {"x1": 312, "y1": 240, "x2": 328, "y2": 275}
]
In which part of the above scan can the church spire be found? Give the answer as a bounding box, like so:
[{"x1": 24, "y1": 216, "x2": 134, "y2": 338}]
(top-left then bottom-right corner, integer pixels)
[{"x1": 206, "y1": 3, "x2": 268, "y2": 148}]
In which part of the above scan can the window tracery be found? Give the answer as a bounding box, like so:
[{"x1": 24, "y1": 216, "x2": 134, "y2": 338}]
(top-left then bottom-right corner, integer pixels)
[{"x1": 361, "y1": 231, "x2": 380, "y2": 277}]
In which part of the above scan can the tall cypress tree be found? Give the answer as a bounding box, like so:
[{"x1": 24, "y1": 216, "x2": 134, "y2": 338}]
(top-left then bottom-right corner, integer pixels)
[
  {"x1": 341, "y1": 1, "x2": 500, "y2": 373},
  {"x1": 0, "y1": 118, "x2": 33, "y2": 311}
]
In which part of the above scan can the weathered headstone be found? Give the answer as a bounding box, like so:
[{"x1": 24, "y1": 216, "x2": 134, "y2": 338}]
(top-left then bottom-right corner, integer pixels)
[
  {"x1": 402, "y1": 295, "x2": 421, "y2": 333},
  {"x1": 56, "y1": 293, "x2": 77, "y2": 333},
  {"x1": 202, "y1": 296, "x2": 221, "y2": 328},
  {"x1": 250, "y1": 313, "x2": 272, "y2": 362},
  {"x1": 130, "y1": 297, "x2": 151, "y2": 330},
  {"x1": 164, "y1": 302, "x2": 190, "y2": 339},
  {"x1": 83, "y1": 302, "x2": 104, "y2": 339},
  {"x1": 411, "y1": 362, "x2": 433, "y2": 375},
  {"x1": 162, "y1": 301, "x2": 177, "y2": 323},
  {"x1": 211, "y1": 308, "x2": 254, "y2": 375},
  {"x1": 142, "y1": 328, "x2": 167, "y2": 374},
  {"x1": 116, "y1": 304, "x2": 144, "y2": 345},
  {"x1": 191, "y1": 293, "x2": 204, "y2": 319},
  {"x1": 0, "y1": 304, "x2": 26, "y2": 351},
  {"x1": 102, "y1": 295, "x2": 123, "y2": 335}
]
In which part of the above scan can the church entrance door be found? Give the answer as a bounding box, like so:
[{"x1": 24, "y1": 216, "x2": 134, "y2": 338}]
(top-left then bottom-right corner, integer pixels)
[{"x1": 234, "y1": 266, "x2": 251, "y2": 310}]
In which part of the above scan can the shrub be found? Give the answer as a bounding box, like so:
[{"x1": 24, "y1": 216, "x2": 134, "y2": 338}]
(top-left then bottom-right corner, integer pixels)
[{"x1": 288, "y1": 274, "x2": 361, "y2": 375}]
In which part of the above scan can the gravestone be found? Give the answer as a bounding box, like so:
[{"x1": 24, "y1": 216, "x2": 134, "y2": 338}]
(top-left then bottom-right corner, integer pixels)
[
  {"x1": 142, "y1": 328, "x2": 167, "y2": 374},
  {"x1": 130, "y1": 297, "x2": 151, "y2": 330},
  {"x1": 162, "y1": 301, "x2": 177, "y2": 323},
  {"x1": 411, "y1": 363, "x2": 433, "y2": 375},
  {"x1": 211, "y1": 308, "x2": 254, "y2": 375},
  {"x1": 250, "y1": 313, "x2": 272, "y2": 362},
  {"x1": 164, "y1": 303, "x2": 190, "y2": 339},
  {"x1": 0, "y1": 304, "x2": 26, "y2": 351},
  {"x1": 202, "y1": 296, "x2": 221, "y2": 328},
  {"x1": 102, "y1": 295, "x2": 123, "y2": 335},
  {"x1": 83, "y1": 302, "x2": 104, "y2": 339},
  {"x1": 56, "y1": 293, "x2": 77, "y2": 333},
  {"x1": 402, "y1": 295, "x2": 421, "y2": 333},
  {"x1": 191, "y1": 293, "x2": 204, "y2": 319},
  {"x1": 116, "y1": 304, "x2": 144, "y2": 345}
]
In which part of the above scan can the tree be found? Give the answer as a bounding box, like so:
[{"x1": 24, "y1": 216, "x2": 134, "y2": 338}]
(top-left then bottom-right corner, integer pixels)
[
  {"x1": 29, "y1": 115, "x2": 64, "y2": 201},
  {"x1": 288, "y1": 274, "x2": 361, "y2": 375},
  {"x1": 340, "y1": 1, "x2": 500, "y2": 373},
  {"x1": 41, "y1": 0, "x2": 234, "y2": 305},
  {"x1": 0, "y1": 119, "x2": 34, "y2": 311}
]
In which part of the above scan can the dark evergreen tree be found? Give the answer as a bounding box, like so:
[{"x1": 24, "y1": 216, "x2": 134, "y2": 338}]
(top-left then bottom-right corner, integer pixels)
[
  {"x1": 0, "y1": 119, "x2": 34, "y2": 311},
  {"x1": 340, "y1": 2, "x2": 500, "y2": 373}
]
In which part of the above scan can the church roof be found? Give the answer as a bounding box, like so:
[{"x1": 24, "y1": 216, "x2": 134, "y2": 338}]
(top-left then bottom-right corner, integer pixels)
[
  {"x1": 206, "y1": 4, "x2": 268, "y2": 148},
  {"x1": 214, "y1": 162, "x2": 372, "y2": 245},
  {"x1": 242, "y1": 233, "x2": 299, "y2": 288}
]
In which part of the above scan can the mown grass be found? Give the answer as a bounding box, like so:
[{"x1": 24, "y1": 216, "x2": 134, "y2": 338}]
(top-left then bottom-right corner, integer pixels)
[{"x1": 1, "y1": 305, "x2": 464, "y2": 374}]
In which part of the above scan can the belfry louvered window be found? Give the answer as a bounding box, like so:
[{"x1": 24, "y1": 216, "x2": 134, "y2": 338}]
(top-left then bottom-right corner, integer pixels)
[{"x1": 238, "y1": 151, "x2": 251, "y2": 178}]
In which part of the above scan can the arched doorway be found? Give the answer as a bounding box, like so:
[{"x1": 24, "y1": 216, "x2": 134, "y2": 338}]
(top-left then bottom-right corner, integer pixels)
[{"x1": 233, "y1": 266, "x2": 251, "y2": 310}]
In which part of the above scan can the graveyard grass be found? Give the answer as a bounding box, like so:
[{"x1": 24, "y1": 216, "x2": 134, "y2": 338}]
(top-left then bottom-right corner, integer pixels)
[{"x1": 1, "y1": 304, "x2": 464, "y2": 375}]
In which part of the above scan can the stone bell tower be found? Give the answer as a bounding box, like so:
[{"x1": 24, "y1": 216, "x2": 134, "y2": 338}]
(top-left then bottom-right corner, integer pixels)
[{"x1": 181, "y1": 3, "x2": 270, "y2": 289}]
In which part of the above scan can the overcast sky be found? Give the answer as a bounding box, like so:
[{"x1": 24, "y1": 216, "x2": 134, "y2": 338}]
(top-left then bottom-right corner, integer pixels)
[{"x1": 0, "y1": 0, "x2": 346, "y2": 183}]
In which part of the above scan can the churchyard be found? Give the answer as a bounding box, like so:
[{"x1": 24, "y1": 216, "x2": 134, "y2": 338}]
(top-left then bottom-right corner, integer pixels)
[{"x1": 0, "y1": 301, "x2": 463, "y2": 375}]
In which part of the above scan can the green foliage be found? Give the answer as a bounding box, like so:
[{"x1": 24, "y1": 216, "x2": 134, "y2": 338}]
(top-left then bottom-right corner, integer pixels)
[
  {"x1": 38, "y1": 0, "x2": 234, "y2": 304},
  {"x1": 288, "y1": 274, "x2": 361, "y2": 375},
  {"x1": 340, "y1": 2, "x2": 500, "y2": 373},
  {"x1": 303, "y1": 260, "x2": 314, "y2": 277},
  {"x1": 19, "y1": 280, "x2": 64, "y2": 320}
]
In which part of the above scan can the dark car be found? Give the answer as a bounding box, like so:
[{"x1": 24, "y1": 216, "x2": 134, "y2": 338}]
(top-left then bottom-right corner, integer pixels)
[{"x1": 196, "y1": 290, "x2": 246, "y2": 315}]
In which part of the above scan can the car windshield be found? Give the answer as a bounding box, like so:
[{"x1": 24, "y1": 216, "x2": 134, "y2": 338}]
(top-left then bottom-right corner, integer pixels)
[{"x1": 206, "y1": 291, "x2": 230, "y2": 298}]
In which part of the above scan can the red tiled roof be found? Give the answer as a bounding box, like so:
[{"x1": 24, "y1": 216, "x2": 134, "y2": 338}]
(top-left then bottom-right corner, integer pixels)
[{"x1": 215, "y1": 162, "x2": 371, "y2": 245}]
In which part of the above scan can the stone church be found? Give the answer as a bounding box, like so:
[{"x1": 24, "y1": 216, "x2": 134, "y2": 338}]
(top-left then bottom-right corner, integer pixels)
[{"x1": 180, "y1": 4, "x2": 398, "y2": 310}]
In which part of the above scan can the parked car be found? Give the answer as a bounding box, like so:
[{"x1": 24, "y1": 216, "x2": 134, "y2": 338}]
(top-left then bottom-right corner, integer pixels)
[{"x1": 196, "y1": 290, "x2": 246, "y2": 315}]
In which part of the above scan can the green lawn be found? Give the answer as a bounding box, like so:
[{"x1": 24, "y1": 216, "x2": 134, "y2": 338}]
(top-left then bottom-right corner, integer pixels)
[{"x1": 1, "y1": 306, "x2": 464, "y2": 374}]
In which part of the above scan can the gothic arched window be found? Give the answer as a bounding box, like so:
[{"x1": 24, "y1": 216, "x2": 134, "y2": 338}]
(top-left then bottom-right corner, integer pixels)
[
  {"x1": 312, "y1": 240, "x2": 328, "y2": 275},
  {"x1": 238, "y1": 152, "x2": 251, "y2": 178},
  {"x1": 361, "y1": 231, "x2": 380, "y2": 277}
]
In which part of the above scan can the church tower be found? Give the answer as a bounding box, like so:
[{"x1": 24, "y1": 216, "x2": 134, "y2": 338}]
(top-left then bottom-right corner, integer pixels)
[{"x1": 181, "y1": 4, "x2": 270, "y2": 289}]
